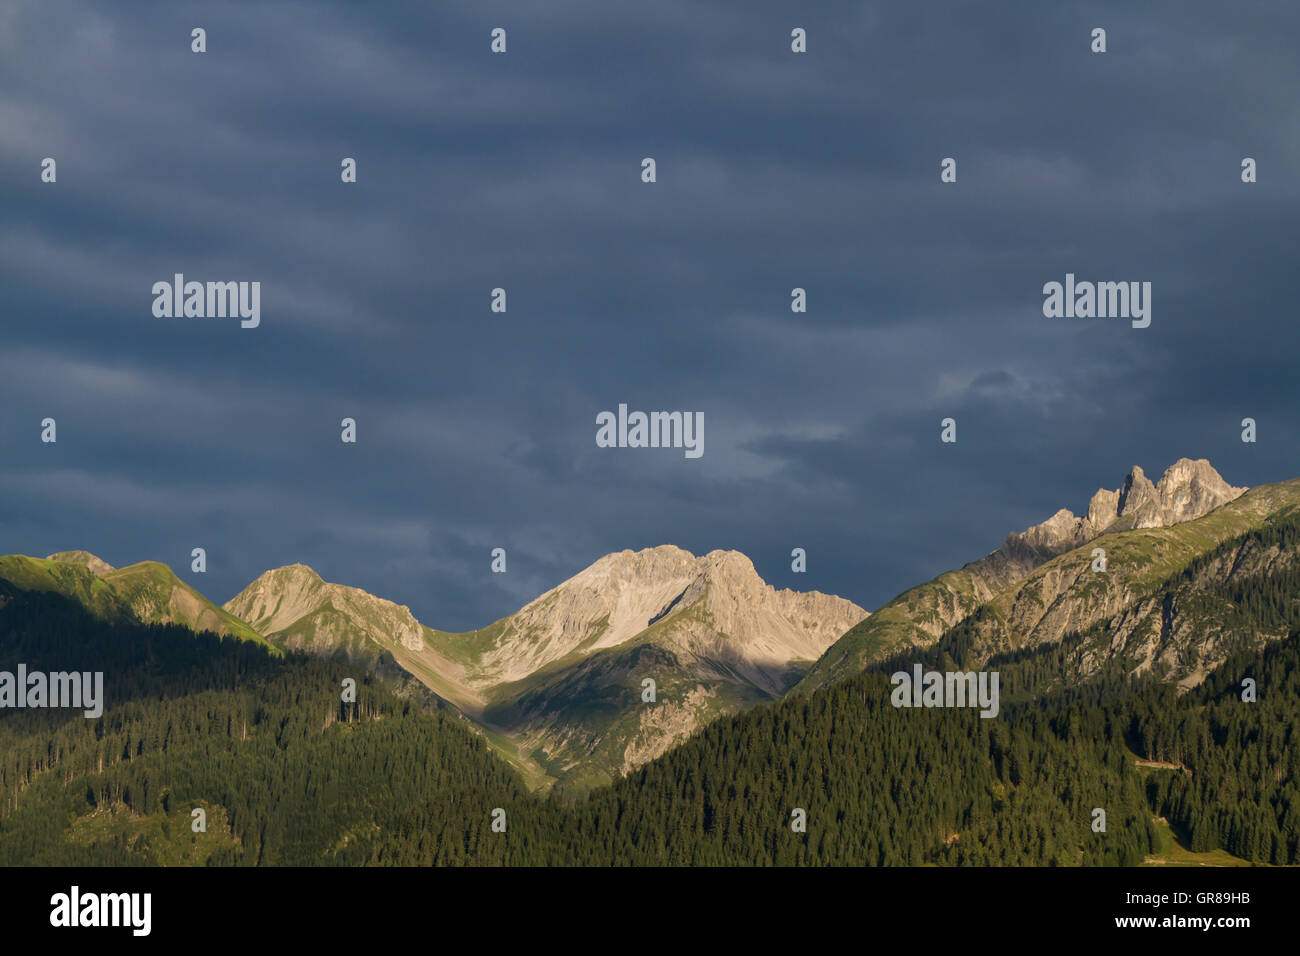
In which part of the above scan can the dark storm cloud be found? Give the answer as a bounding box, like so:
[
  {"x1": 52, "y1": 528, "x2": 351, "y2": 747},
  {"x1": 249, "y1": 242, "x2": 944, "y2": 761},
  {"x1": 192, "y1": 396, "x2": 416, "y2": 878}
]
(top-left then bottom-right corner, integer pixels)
[{"x1": 1, "y1": 0, "x2": 1297, "y2": 629}]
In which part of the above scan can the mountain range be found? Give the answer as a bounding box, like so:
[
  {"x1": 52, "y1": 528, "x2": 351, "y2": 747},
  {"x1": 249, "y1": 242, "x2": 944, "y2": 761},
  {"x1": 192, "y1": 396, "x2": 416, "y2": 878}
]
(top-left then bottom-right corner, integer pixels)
[
  {"x1": 2, "y1": 539, "x2": 866, "y2": 792},
  {"x1": 4, "y1": 456, "x2": 1290, "y2": 794}
]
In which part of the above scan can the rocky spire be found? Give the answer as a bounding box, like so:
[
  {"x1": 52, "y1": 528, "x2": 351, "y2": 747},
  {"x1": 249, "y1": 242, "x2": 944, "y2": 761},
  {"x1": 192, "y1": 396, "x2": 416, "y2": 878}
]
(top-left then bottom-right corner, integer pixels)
[{"x1": 1004, "y1": 458, "x2": 1246, "y2": 557}]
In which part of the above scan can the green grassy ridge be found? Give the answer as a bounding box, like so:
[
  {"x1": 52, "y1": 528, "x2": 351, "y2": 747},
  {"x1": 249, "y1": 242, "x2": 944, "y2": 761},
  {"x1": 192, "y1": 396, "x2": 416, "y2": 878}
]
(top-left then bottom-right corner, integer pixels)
[
  {"x1": 0, "y1": 555, "x2": 126, "y2": 620},
  {"x1": 105, "y1": 561, "x2": 272, "y2": 649},
  {"x1": 421, "y1": 617, "x2": 511, "y2": 668},
  {"x1": 0, "y1": 553, "x2": 276, "y2": 653},
  {"x1": 844, "y1": 533, "x2": 1300, "y2": 863}
]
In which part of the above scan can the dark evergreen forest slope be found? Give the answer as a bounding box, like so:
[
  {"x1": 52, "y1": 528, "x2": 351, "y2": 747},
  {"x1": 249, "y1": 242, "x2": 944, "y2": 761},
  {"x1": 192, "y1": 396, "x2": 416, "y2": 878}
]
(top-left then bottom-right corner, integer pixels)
[{"x1": 2, "y1": 513, "x2": 1298, "y2": 865}]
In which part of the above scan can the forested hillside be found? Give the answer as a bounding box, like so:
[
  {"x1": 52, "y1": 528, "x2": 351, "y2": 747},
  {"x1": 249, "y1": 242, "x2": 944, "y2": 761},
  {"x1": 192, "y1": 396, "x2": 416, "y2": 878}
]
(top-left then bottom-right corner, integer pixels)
[
  {"x1": 0, "y1": 589, "x2": 542, "y2": 865},
  {"x1": 2, "y1": 513, "x2": 1298, "y2": 865}
]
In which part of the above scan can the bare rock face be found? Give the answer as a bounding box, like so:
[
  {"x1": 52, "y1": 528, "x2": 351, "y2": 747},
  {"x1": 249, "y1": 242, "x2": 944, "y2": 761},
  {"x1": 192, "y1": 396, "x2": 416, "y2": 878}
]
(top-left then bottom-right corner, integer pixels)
[
  {"x1": 46, "y1": 550, "x2": 116, "y2": 577},
  {"x1": 469, "y1": 545, "x2": 704, "y2": 685},
  {"x1": 1017, "y1": 509, "x2": 1083, "y2": 552},
  {"x1": 1075, "y1": 534, "x2": 1295, "y2": 688},
  {"x1": 691, "y1": 549, "x2": 869, "y2": 693},
  {"x1": 621, "y1": 685, "x2": 721, "y2": 774},
  {"x1": 1115, "y1": 465, "x2": 1161, "y2": 525},
  {"x1": 460, "y1": 545, "x2": 867, "y2": 692},
  {"x1": 1086, "y1": 488, "x2": 1121, "y2": 528}
]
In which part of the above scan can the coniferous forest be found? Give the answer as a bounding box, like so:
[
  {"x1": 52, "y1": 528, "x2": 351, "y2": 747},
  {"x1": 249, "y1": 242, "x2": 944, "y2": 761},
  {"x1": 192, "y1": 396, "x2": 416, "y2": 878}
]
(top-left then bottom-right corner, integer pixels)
[{"x1": 2, "y1": 528, "x2": 1298, "y2": 867}]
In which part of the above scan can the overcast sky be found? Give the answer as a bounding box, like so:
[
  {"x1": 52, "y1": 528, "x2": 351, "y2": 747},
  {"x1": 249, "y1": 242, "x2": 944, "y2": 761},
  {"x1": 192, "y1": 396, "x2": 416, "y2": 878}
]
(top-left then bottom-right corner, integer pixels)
[{"x1": 2, "y1": 0, "x2": 1297, "y2": 630}]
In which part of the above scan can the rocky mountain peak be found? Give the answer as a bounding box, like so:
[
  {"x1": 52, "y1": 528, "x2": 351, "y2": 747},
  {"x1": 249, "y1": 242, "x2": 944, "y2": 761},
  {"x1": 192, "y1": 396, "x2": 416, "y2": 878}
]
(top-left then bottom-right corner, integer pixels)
[
  {"x1": 1116, "y1": 465, "x2": 1159, "y2": 521},
  {"x1": 224, "y1": 563, "x2": 424, "y2": 653},
  {"x1": 1017, "y1": 508, "x2": 1082, "y2": 551},
  {"x1": 1003, "y1": 459, "x2": 1246, "y2": 561},
  {"x1": 698, "y1": 549, "x2": 765, "y2": 589},
  {"x1": 1111, "y1": 458, "x2": 1245, "y2": 529},
  {"x1": 1086, "y1": 488, "x2": 1120, "y2": 528},
  {"x1": 1153, "y1": 458, "x2": 1247, "y2": 525},
  {"x1": 585, "y1": 545, "x2": 697, "y2": 588},
  {"x1": 461, "y1": 545, "x2": 867, "y2": 688},
  {"x1": 455, "y1": 545, "x2": 869, "y2": 782},
  {"x1": 264, "y1": 563, "x2": 324, "y2": 585}
]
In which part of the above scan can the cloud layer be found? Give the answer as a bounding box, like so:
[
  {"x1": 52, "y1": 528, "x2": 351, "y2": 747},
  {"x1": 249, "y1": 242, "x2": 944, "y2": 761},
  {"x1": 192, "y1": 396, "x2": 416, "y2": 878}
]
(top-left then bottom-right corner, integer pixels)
[{"x1": 2, "y1": 1, "x2": 1297, "y2": 629}]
